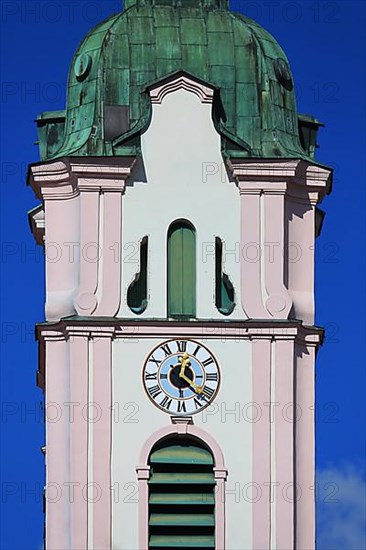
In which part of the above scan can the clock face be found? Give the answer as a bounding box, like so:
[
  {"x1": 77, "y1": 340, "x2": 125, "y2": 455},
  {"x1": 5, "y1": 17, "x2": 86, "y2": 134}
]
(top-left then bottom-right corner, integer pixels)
[{"x1": 143, "y1": 339, "x2": 220, "y2": 415}]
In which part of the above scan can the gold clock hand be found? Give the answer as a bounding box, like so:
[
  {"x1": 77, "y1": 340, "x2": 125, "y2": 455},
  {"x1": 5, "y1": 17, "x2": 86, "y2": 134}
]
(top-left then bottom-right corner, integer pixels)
[
  {"x1": 179, "y1": 353, "x2": 190, "y2": 378},
  {"x1": 178, "y1": 353, "x2": 204, "y2": 394},
  {"x1": 180, "y1": 372, "x2": 203, "y2": 394}
]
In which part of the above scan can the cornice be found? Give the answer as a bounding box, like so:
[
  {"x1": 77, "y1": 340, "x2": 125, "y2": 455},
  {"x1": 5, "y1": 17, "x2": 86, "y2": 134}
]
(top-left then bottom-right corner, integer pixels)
[
  {"x1": 228, "y1": 158, "x2": 332, "y2": 204},
  {"x1": 28, "y1": 156, "x2": 137, "y2": 200},
  {"x1": 36, "y1": 318, "x2": 324, "y2": 346},
  {"x1": 28, "y1": 205, "x2": 45, "y2": 246}
]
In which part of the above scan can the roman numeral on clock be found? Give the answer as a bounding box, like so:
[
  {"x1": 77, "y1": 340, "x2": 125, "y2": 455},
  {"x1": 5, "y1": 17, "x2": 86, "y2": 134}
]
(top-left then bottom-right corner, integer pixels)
[
  {"x1": 148, "y1": 385, "x2": 162, "y2": 399},
  {"x1": 149, "y1": 355, "x2": 161, "y2": 367},
  {"x1": 145, "y1": 372, "x2": 157, "y2": 380},
  {"x1": 202, "y1": 357, "x2": 214, "y2": 367},
  {"x1": 206, "y1": 373, "x2": 218, "y2": 382},
  {"x1": 202, "y1": 386, "x2": 215, "y2": 399},
  {"x1": 194, "y1": 398, "x2": 202, "y2": 410},
  {"x1": 160, "y1": 343, "x2": 172, "y2": 356},
  {"x1": 193, "y1": 345, "x2": 201, "y2": 356},
  {"x1": 160, "y1": 396, "x2": 172, "y2": 410},
  {"x1": 176, "y1": 340, "x2": 187, "y2": 353},
  {"x1": 177, "y1": 401, "x2": 187, "y2": 413}
]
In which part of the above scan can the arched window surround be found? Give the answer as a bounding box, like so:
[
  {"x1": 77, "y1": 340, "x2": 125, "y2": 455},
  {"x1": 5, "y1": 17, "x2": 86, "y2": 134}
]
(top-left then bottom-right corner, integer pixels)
[{"x1": 136, "y1": 424, "x2": 228, "y2": 550}]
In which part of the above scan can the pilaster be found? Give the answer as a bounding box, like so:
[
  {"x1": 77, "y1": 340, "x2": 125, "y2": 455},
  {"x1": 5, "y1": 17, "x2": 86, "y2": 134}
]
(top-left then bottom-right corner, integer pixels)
[{"x1": 40, "y1": 326, "x2": 115, "y2": 550}]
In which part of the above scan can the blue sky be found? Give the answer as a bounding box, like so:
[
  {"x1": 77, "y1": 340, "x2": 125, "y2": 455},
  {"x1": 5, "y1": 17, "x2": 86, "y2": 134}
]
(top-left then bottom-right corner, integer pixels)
[{"x1": 0, "y1": 1, "x2": 365, "y2": 549}]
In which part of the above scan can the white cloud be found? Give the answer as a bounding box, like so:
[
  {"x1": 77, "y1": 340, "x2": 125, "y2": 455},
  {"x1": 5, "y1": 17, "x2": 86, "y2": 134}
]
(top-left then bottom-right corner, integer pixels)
[{"x1": 317, "y1": 463, "x2": 366, "y2": 550}]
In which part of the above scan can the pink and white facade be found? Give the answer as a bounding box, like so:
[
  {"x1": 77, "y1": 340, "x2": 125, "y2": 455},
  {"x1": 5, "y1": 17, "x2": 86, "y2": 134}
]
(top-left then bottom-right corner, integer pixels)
[{"x1": 29, "y1": 72, "x2": 331, "y2": 549}]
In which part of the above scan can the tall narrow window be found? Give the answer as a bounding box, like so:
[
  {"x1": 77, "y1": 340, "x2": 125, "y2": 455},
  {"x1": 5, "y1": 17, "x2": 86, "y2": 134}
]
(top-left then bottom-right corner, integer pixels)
[
  {"x1": 167, "y1": 220, "x2": 196, "y2": 318},
  {"x1": 215, "y1": 237, "x2": 235, "y2": 315},
  {"x1": 127, "y1": 236, "x2": 148, "y2": 314},
  {"x1": 148, "y1": 437, "x2": 215, "y2": 549}
]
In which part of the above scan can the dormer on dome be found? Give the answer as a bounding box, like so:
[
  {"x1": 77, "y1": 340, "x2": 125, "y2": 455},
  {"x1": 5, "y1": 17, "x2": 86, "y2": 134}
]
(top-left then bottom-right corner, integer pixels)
[{"x1": 36, "y1": 0, "x2": 322, "y2": 163}]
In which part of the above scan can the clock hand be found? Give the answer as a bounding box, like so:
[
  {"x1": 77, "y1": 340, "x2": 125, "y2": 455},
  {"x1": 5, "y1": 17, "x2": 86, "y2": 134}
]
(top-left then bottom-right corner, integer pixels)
[
  {"x1": 178, "y1": 353, "x2": 205, "y2": 394},
  {"x1": 179, "y1": 353, "x2": 190, "y2": 378},
  {"x1": 179, "y1": 372, "x2": 203, "y2": 394}
]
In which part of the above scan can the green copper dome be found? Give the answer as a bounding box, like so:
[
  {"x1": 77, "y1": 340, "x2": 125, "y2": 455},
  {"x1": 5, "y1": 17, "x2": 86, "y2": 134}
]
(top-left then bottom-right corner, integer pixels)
[{"x1": 36, "y1": 0, "x2": 321, "y2": 161}]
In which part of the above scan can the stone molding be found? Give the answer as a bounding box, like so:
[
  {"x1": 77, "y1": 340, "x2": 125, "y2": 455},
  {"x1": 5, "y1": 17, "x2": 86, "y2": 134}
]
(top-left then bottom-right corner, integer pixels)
[
  {"x1": 137, "y1": 424, "x2": 227, "y2": 550},
  {"x1": 29, "y1": 157, "x2": 136, "y2": 200},
  {"x1": 149, "y1": 74, "x2": 215, "y2": 104},
  {"x1": 28, "y1": 205, "x2": 45, "y2": 245},
  {"x1": 36, "y1": 320, "x2": 323, "y2": 345},
  {"x1": 228, "y1": 158, "x2": 332, "y2": 204}
]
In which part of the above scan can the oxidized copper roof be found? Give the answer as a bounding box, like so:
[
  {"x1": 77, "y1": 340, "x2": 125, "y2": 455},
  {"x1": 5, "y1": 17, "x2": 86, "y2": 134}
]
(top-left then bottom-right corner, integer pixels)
[{"x1": 36, "y1": 0, "x2": 316, "y2": 162}]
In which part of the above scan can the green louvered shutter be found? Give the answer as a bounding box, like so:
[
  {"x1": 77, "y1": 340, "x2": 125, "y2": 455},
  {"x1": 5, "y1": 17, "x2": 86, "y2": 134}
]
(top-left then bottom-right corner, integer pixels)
[
  {"x1": 168, "y1": 221, "x2": 196, "y2": 318},
  {"x1": 148, "y1": 440, "x2": 215, "y2": 549}
]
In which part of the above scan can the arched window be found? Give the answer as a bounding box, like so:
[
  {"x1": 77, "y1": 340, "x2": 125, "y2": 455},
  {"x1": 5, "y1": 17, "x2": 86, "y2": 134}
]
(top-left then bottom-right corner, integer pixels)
[
  {"x1": 148, "y1": 437, "x2": 215, "y2": 549},
  {"x1": 167, "y1": 220, "x2": 196, "y2": 318}
]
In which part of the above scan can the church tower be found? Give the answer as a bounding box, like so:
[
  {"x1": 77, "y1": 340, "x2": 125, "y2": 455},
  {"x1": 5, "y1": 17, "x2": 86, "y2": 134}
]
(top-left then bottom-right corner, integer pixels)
[{"x1": 28, "y1": 1, "x2": 332, "y2": 548}]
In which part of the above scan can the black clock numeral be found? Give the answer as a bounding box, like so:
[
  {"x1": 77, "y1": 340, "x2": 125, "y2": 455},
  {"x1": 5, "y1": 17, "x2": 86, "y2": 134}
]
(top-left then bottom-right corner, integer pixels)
[
  {"x1": 202, "y1": 386, "x2": 215, "y2": 399},
  {"x1": 206, "y1": 373, "x2": 218, "y2": 382},
  {"x1": 160, "y1": 373, "x2": 168, "y2": 380},
  {"x1": 161, "y1": 343, "x2": 172, "y2": 357},
  {"x1": 148, "y1": 385, "x2": 162, "y2": 399},
  {"x1": 145, "y1": 372, "x2": 157, "y2": 380},
  {"x1": 149, "y1": 355, "x2": 161, "y2": 367},
  {"x1": 202, "y1": 357, "x2": 214, "y2": 367},
  {"x1": 179, "y1": 389, "x2": 184, "y2": 398},
  {"x1": 193, "y1": 345, "x2": 201, "y2": 357},
  {"x1": 194, "y1": 398, "x2": 202, "y2": 410},
  {"x1": 177, "y1": 401, "x2": 187, "y2": 413},
  {"x1": 176, "y1": 340, "x2": 187, "y2": 353},
  {"x1": 160, "y1": 396, "x2": 172, "y2": 410}
]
